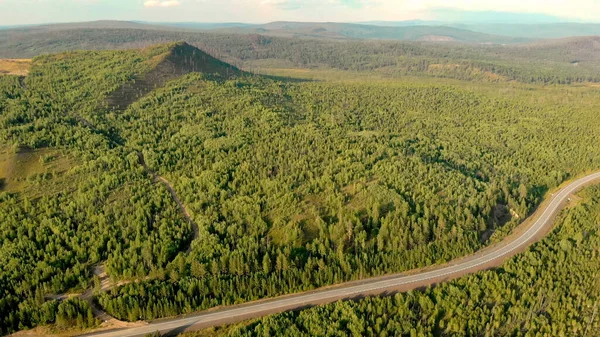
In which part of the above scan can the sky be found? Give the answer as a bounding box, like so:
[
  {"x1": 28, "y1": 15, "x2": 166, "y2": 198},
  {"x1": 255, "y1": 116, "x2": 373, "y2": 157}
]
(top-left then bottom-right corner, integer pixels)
[{"x1": 0, "y1": 0, "x2": 599, "y2": 26}]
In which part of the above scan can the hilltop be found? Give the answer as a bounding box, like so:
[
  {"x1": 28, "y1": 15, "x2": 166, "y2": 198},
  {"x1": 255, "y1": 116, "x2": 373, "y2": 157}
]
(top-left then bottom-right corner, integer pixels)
[{"x1": 106, "y1": 41, "x2": 241, "y2": 110}]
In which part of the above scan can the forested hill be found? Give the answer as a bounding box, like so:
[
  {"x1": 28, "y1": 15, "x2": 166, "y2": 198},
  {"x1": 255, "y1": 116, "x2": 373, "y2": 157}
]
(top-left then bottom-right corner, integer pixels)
[
  {"x1": 0, "y1": 42, "x2": 245, "y2": 335},
  {"x1": 106, "y1": 41, "x2": 241, "y2": 110},
  {"x1": 2, "y1": 41, "x2": 600, "y2": 335},
  {"x1": 182, "y1": 185, "x2": 600, "y2": 337}
]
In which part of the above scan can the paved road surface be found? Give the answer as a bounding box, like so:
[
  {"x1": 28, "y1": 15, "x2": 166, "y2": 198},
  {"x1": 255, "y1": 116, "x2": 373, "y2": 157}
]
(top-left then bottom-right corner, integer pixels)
[{"x1": 83, "y1": 172, "x2": 600, "y2": 337}]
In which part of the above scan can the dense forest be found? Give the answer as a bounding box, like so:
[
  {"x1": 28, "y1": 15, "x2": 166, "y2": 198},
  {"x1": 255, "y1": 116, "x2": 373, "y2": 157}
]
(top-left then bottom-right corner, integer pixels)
[
  {"x1": 0, "y1": 44, "x2": 194, "y2": 334},
  {"x1": 184, "y1": 185, "x2": 600, "y2": 337},
  {"x1": 1, "y1": 40, "x2": 600, "y2": 335},
  {"x1": 95, "y1": 72, "x2": 600, "y2": 322}
]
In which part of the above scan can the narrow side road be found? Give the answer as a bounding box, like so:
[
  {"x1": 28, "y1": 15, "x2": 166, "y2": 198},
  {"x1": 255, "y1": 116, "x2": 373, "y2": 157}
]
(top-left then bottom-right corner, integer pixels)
[
  {"x1": 82, "y1": 171, "x2": 600, "y2": 337},
  {"x1": 137, "y1": 151, "x2": 199, "y2": 252},
  {"x1": 156, "y1": 175, "x2": 199, "y2": 253},
  {"x1": 43, "y1": 152, "x2": 200, "y2": 331}
]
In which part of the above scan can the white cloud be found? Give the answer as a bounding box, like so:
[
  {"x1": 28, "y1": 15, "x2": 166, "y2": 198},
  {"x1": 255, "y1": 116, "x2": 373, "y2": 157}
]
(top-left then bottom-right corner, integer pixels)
[{"x1": 144, "y1": 0, "x2": 181, "y2": 8}]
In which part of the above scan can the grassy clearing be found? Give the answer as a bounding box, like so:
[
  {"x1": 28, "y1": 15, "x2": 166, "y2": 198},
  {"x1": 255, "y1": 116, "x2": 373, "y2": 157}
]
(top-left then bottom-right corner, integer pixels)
[
  {"x1": 0, "y1": 145, "x2": 79, "y2": 198},
  {"x1": 267, "y1": 193, "x2": 328, "y2": 246},
  {"x1": 0, "y1": 59, "x2": 31, "y2": 76}
]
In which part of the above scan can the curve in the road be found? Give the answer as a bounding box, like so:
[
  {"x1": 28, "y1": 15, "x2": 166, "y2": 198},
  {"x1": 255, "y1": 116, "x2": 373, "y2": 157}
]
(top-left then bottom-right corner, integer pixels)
[{"x1": 83, "y1": 171, "x2": 600, "y2": 337}]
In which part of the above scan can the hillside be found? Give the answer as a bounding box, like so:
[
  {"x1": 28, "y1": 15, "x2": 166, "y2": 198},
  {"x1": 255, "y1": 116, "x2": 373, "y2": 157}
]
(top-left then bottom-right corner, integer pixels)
[
  {"x1": 107, "y1": 42, "x2": 241, "y2": 110},
  {"x1": 182, "y1": 185, "x2": 600, "y2": 337},
  {"x1": 0, "y1": 43, "x2": 240, "y2": 335},
  {"x1": 509, "y1": 36, "x2": 600, "y2": 62}
]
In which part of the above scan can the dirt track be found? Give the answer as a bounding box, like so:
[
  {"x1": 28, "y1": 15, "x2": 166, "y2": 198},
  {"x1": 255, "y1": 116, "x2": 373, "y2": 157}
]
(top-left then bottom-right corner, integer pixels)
[{"x1": 137, "y1": 151, "x2": 199, "y2": 252}]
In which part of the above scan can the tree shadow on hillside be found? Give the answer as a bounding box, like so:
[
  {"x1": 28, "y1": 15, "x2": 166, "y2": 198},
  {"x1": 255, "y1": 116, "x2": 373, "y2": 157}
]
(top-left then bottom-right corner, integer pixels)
[{"x1": 259, "y1": 73, "x2": 315, "y2": 83}]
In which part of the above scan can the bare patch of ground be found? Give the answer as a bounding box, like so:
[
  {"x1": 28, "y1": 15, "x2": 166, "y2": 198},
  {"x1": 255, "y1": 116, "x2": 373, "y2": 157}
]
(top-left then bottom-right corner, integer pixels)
[
  {"x1": 0, "y1": 59, "x2": 31, "y2": 76},
  {"x1": 0, "y1": 145, "x2": 78, "y2": 197},
  {"x1": 418, "y1": 35, "x2": 456, "y2": 42},
  {"x1": 10, "y1": 319, "x2": 147, "y2": 337}
]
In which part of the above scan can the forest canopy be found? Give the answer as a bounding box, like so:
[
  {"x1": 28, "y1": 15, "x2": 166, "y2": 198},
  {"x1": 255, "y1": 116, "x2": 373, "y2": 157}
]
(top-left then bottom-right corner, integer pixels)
[
  {"x1": 0, "y1": 41, "x2": 599, "y2": 335},
  {"x1": 184, "y1": 185, "x2": 600, "y2": 337}
]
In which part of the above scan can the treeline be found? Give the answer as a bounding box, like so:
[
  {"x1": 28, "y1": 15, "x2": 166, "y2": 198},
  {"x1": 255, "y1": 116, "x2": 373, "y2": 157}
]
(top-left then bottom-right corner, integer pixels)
[{"x1": 1, "y1": 28, "x2": 599, "y2": 84}]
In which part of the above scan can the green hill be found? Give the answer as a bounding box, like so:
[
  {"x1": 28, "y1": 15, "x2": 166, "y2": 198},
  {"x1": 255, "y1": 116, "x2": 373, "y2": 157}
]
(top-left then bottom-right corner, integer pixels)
[
  {"x1": 107, "y1": 42, "x2": 241, "y2": 110},
  {"x1": 2, "y1": 39, "x2": 600, "y2": 336}
]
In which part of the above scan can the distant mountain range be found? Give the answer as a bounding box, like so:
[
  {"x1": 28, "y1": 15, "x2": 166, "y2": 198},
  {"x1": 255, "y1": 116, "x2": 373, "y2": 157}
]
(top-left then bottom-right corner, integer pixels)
[
  {"x1": 360, "y1": 21, "x2": 600, "y2": 39},
  {"x1": 205, "y1": 21, "x2": 531, "y2": 44},
  {"x1": 426, "y1": 9, "x2": 570, "y2": 24},
  {"x1": 2, "y1": 19, "x2": 600, "y2": 44},
  {"x1": 452, "y1": 23, "x2": 600, "y2": 39},
  {"x1": 139, "y1": 22, "x2": 254, "y2": 30},
  {"x1": 147, "y1": 20, "x2": 600, "y2": 41}
]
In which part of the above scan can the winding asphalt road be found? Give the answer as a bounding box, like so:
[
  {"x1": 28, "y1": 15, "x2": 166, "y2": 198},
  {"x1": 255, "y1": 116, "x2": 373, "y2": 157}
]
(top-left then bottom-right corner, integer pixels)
[{"x1": 83, "y1": 172, "x2": 600, "y2": 337}]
